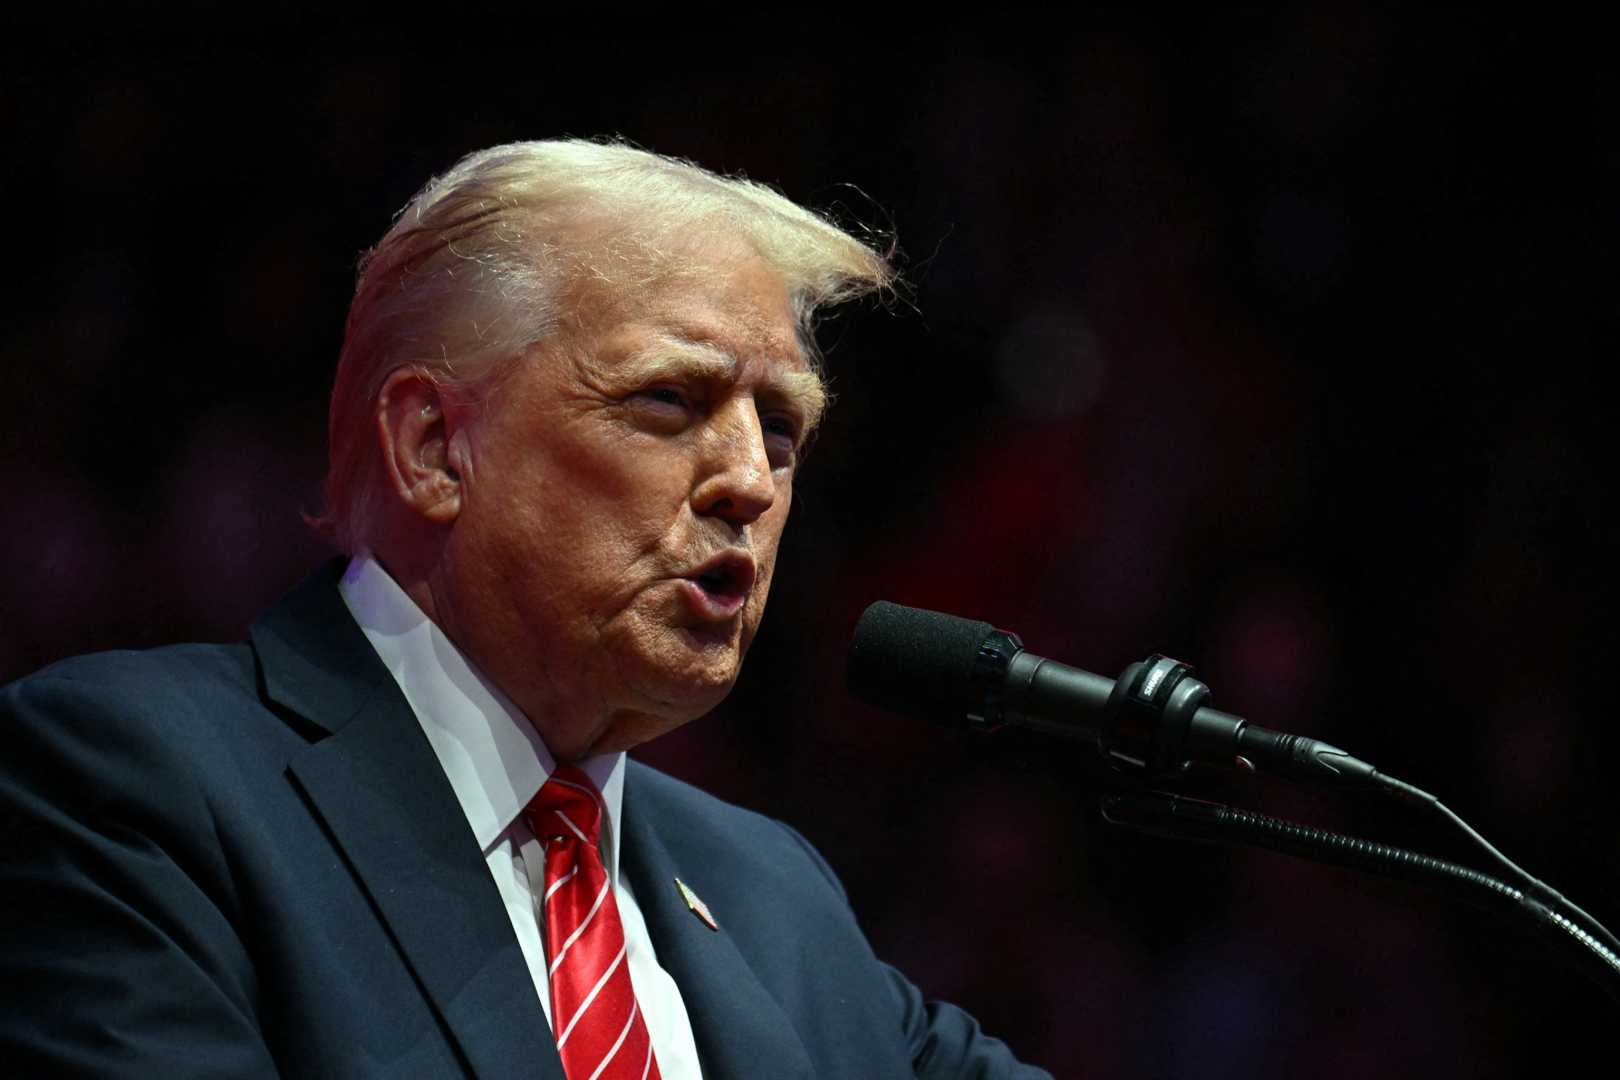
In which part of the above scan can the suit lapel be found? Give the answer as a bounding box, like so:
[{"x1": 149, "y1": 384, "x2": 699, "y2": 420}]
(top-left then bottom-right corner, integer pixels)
[
  {"x1": 254, "y1": 563, "x2": 563, "y2": 1080},
  {"x1": 620, "y1": 775, "x2": 816, "y2": 1080}
]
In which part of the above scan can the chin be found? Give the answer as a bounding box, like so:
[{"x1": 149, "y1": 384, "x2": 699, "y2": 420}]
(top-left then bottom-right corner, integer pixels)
[
  {"x1": 600, "y1": 615, "x2": 750, "y2": 726},
  {"x1": 650, "y1": 663, "x2": 739, "y2": 715},
  {"x1": 628, "y1": 648, "x2": 741, "y2": 719}
]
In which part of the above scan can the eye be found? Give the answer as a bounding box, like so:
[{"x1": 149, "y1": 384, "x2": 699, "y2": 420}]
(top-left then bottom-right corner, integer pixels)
[
  {"x1": 640, "y1": 386, "x2": 689, "y2": 408},
  {"x1": 622, "y1": 384, "x2": 697, "y2": 435},
  {"x1": 762, "y1": 413, "x2": 799, "y2": 442},
  {"x1": 760, "y1": 411, "x2": 802, "y2": 467}
]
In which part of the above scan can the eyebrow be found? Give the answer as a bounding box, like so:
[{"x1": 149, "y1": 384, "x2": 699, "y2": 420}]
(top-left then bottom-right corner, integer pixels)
[{"x1": 617, "y1": 336, "x2": 828, "y2": 433}]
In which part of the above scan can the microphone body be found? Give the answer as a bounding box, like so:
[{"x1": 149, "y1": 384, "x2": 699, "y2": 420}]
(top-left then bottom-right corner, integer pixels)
[{"x1": 848, "y1": 601, "x2": 1378, "y2": 788}]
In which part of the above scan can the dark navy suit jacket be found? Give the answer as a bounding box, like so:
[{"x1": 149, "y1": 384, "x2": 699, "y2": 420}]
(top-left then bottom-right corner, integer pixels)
[{"x1": 0, "y1": 564, "x2": 1048, "y2": 1078}]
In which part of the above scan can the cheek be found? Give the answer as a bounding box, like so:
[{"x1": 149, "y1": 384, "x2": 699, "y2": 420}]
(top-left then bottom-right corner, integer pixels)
[
  {"x1": 560, "y1": 442, "x2": 695, "y2": 540},
  {"x1": 747, "y1": 491, "x2": 794, "y2": 604},
  {"x1": 756, "y1": 480, "x2": 794, "y2": 559}
]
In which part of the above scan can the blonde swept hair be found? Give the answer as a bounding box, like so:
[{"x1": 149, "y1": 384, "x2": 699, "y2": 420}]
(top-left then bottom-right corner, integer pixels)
[{"x1": 317, "y1": 138, "x2": 894, "y2": 553}]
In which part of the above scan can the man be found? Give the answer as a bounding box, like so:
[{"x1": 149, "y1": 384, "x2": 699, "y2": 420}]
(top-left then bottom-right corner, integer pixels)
[{"x1": 1, "y1": 140, "x2": 1050, "y2": 1078}]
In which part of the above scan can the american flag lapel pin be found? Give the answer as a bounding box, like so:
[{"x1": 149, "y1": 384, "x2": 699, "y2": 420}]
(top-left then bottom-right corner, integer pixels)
[{"x1": 674, "y1": 877, "x2": 719, "y2": 931}]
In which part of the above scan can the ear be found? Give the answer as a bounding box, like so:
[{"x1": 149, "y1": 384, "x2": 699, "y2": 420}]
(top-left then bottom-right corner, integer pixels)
[{"x1": 375, "y1": 366, "x2": 466, "y2": 526}]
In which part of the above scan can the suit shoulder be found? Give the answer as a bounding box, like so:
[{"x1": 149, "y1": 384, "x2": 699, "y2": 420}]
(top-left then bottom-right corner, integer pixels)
[
  {"x1": 623, "y1": 759, "x2": 787, "y2": 836},
  {"x1": 623, "y1": 760, "x2": 844, "y2": 895},
  {"x1": 0, "y1": 641, "x2": 283, "y2": 807},
  {"x1": 3, "y1": 642, "x2": 263, "y2": 737},
  {"x1": 11, "y1": 641, "x2": 258, "y2": 701}
]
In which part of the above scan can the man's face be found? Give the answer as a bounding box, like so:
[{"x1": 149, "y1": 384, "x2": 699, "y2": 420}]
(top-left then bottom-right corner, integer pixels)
[{"x1": 439, "y1": 244, "x2": 822, "y2": 760}]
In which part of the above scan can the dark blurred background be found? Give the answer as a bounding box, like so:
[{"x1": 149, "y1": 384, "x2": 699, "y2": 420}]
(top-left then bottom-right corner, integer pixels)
[{"x1": 1, "y1": 9, "x2": 1610, "y2": 1077}]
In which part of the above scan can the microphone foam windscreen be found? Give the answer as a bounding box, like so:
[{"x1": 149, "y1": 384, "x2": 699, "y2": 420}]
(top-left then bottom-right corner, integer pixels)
[{"x1": 846, "y1": 601, "x2": 994, "y2": 723}]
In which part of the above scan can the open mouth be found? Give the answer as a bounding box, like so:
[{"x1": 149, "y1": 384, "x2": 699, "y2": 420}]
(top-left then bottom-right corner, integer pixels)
[{"x1": 682, "y1": 551, "x2": 757, "y2": 613}]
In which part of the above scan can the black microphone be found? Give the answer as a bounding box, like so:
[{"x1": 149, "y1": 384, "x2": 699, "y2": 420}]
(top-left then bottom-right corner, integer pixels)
[{"x1": 847, "y1": 600, "x2": 1384, "y2": 789}]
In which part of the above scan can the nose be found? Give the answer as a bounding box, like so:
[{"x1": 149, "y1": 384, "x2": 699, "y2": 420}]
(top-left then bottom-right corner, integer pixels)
[{"x1": 690, "y1": 398, "x2": 777, "y2": 530}]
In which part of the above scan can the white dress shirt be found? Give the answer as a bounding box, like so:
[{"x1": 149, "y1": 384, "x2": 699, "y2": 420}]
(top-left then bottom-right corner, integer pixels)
[{"x1": 339, "y1": 555, "x2": 704, "y2": 1078}]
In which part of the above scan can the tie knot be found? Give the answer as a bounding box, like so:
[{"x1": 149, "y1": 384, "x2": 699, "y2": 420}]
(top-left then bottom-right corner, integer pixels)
[{"x1": 524, "y1": 764, "x2": 605, "y2": 847}]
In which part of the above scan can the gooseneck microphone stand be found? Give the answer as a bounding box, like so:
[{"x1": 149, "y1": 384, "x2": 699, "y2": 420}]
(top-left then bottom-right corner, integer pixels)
[
  {"x1": 844, "y1": 602, "x2": 1620, "y2": 1004},
  {"x1": 1087, "y1": 654, "x2": 1620, "y2": 1003},
  {"x1": 1101, "y1": 790, "x2": 1620, "y2": 999}
]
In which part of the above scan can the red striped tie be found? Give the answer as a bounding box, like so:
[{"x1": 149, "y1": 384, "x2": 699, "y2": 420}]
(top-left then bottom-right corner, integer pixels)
[{"x1": 525, "y1": 765, "x2": 662, "y2": 1080}]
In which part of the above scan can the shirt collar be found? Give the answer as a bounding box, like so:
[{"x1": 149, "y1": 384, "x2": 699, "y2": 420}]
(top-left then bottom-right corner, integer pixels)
[{"x1": 337, "y1": 554, "x2": 626, "y2": 881}]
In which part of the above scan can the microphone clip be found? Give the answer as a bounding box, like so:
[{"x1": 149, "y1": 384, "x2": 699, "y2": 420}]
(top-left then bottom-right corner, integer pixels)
[{"x1": 1104, "y1": 655, "x2": 1213, "y2": 780}]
